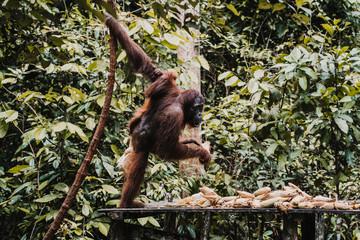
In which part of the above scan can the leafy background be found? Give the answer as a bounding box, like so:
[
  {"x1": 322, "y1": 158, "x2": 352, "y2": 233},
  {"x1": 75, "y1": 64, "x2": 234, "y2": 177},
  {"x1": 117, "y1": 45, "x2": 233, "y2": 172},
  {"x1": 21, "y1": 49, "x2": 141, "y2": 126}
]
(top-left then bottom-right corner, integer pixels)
[{"x1": 1, "y1": 0, "x2": 360, "y2": 239}]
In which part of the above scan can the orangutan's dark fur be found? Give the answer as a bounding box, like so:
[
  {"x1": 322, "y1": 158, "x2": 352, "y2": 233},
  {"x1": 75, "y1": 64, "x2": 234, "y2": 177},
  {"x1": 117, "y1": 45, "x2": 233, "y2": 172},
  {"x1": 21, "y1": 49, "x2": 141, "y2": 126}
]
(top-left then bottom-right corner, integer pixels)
[{"x1": 105, "y1": 13, "x2": 211, "y2": 208}]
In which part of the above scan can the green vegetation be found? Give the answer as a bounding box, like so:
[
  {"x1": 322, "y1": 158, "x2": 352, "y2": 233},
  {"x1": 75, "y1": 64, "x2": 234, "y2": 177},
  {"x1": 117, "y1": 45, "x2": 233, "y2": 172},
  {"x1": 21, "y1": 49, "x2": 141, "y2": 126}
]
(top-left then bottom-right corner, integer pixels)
[{"x1": 1, "y1": 0, "x2": 360, "y2": 239}]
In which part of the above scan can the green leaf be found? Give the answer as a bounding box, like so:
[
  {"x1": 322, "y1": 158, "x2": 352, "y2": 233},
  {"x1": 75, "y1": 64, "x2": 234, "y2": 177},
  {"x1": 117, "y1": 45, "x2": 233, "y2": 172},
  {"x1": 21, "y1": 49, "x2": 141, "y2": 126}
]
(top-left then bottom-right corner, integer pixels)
[
  {"x1": 98, "y1": 222, "x2": 110, "y2": 236},
  {"x1": 66, "y1": 122, "x2": 88, "y2": 142},
  {"x1": 299, "y1": 77, "x2": 307, "y2": 90},
  {"x1": 334, "y1": 117, "x2": 348, "y2": 134},
  {"x1": 254, "y1": 69, "x2": 264, "y2": 79},
  {"x1": 138, "y1": 217, "x2": 148, "y2": 226},
  {"x1": 140, "y1": 20, "x2": 154, "y2": 34},
  {"x1": 266, "y1": 143, "x2": 278, "y2": 156},
  {"x1": 0, "y1": 120, "x2": 9, "y2": 138},
  {"x1": 85, "y1": 118, "x2": 96, "y2": 130},
  {"x1": 5, "y1": 110, "x2": 18, "y2": 122},
  {"x1": 278, "y1": 154, "x2": 287, "y2": 170},
  {"x1": 82, "y1": 204, "x2": 91, "y2": 216},
  {"x1": 226, "y1": 4, "x2": 239, "y2": 16},
  {"x1": 53, "y1": 122, "x2": 66, "y2": 132},
  {"x1": 148, "y1": 217, "x2": 160, "y2": 227},
  {"x1": 295, "y1": 0, "x2": 308, "y2": 8},
  {"x1": 248, "y1": 79, "x2": 259, "y2": 93},
  {"x1": 8, "y1": 165, "x2": 29, "y2": 173},
  {"x1": 218, "y1": 71, "x2": 233, "y2": 80},
  {"x1": 97, "y1": 94, "x2": 105, "y2": 107},
  {"x1": 164, "y1": 33, "x2": 180, "y2": 46},
  {"x1": 273, "y1": 3, "x2": 286, "y2": 11},
  {"x1": 63, "y1": 95, "x2": 74, "y2": 105},
  {"x1": 102, "y1": 184, "x2": 119, "y2": 194},
  {"x1": 258, "y1": 0, "x2": 272, "y2": 10},
  {"x1": 11, "y1": 182, "x2": 31, "y2": 196},
  {"x1": 197, "y1": 56, "x2": 210, "y2": 70},
  {"x1": 2, "y1": 78, "x2": 17, "y2": 84},
  {"x1": 225, "y1": 76, "x2": 239, "y2": 87},
  {"x1": 339, "y1": 96, "x2": 352, "y2": 103},
  {"x1": 34, "y1": 194, "x2": 62, "y2": 203},
  {"x1": 34, "y1": 127, "x2": 46, "y2": 141},
  {"x1": 322, "y1": 24, "x2": 334, "y2": 37},
  {"x1": 54, "y1": 182, "x2": 69, "y2": 193},
  {"x1": 38, "y1": 180, "x2": 48, "y2": 191},
  {"x1": 117, "y1": 51, "x2": 127, "y2": 62}
]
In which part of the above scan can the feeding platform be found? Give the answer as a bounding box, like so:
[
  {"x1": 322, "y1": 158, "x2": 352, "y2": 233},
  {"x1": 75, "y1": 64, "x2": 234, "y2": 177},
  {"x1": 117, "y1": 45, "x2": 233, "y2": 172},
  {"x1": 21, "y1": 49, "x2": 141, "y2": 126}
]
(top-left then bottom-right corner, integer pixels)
[{"x1": 100, "y1": 201, "x2": 360, "y2": 240}]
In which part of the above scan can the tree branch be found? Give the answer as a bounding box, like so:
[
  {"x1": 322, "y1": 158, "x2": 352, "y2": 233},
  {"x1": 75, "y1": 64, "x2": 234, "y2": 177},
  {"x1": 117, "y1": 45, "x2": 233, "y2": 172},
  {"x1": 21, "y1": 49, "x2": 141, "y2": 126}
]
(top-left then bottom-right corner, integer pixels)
[{"x1": 43, "y1": 1, "x2": 117, "y2": 239}]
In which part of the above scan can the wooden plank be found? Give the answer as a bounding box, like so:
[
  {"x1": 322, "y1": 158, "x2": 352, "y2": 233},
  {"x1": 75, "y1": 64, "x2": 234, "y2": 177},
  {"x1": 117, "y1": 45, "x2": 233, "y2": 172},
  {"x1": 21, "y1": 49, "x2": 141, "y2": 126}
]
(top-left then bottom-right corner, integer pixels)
[{"x1": 99, "y1": 207, "x2": 360, "y2": 220}]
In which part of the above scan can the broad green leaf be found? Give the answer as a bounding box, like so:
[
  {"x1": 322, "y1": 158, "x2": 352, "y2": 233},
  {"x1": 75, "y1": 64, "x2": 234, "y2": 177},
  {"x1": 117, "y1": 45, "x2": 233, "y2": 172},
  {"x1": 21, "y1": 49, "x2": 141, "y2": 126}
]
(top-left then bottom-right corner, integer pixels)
[
  {"x1": 224, "y1": 174, "x2": 231, "y2": 185},
  {"x1": 97, "y1": 94, "x2": 105, "y2": 107},
  {"x1": 278, "y1": 154, "x2": 287, "y2": 170},
  {"x1": 53, "y1": 122, "x2": 66, "y2": 132},
  {"x1": 66, "y1": 122, "x2": 76, "y2": 134},
  {"x1": 197, "y1": 56, "x2": 210, "y2": 70},
  {"x1": 34, "y1": 127, "x2": 46, "y2": 141},
  {"x1": 54, "y1": 182, "x2": 69, "y2": 193},
  {"x1": 82, "y1": 204, "x2": 91, "y2": 216},
  {"x1": 295, "y1": 0, "x2": 308, "y2": 8},
  {"x1": 2, "y1": 78, "x2": 17, "y2": 84},
  {"x1": 63, "y1": 95, "x2": 74, "y2": 105},
  {"x1": 322, "y1": 24, "x2": 334, "y2": 37},
  {"x1": 273, "y1": 3, "x2": 286, "y2": 11},
  {"x1": 98, "y1": 222, "x2": 110, "y2": 236},
  {"x1": 151, "y1": 163, "x2": 161, "y2": 175},
  {"x1": 0, "y1": 120, "x2": 9, "y2": 138},
  {"x1": 301, "y1": 67, "x2": 318, "y2": 79},
  {"x1": 8, "y1": 165, "x2": 29, "y2": 173},
  {"x1": 225, "y1": 76, "x2": 239, "y2": 87},
  {"x1": 218, "y1": 71, "x2": 233, "y2": 80},
  {"x1": 102, "y1": 184, "x2": 119, "y2": 194},
  {"x1": 85, "y1": 118, "x2": 96, "y2": 130},
  {"x1": 34, "y1": 194, "x2": 62, "y2": 203},
  {"x1": 292, "y1": 14, "x2": 310, "y2": 25},
  {"x1": 11, "y1": 182, "x2": 31, "y2": 196},
  {"x1": 74, "y1": 126, "x2": 88, "y2": 142},
  {"x1": 226, "y1": 4, "x2": 239, "y2": 16},
  {"x1": 339, "y1": 96, "x2": 352, "y2": 103},
  {"x1": 105, "y1": 199, "x2": 120, "y2": 206},
  {"x1": 38, "y1": 180, "x2": 48, "y2": 191},
  {"x1": 299, "y1": 77, "x2": 307, "y2": 90},
  {"x1": 266, "y1": 143, "x2": 278, "y2": 156},
  {"x1": 138, "y1": 217, "x2": 148, "y2": 226},
  {"x1": 334, "y1": 117, "x2": 348, "y2": 134},
  {"x1": 141, "y1": 20, "x2": 154, "y2": 34},
  {"x1": 248, "y1": 79, "x2": 259, "y2": 93},
  {"x1": 254, "y1": 69, "x2": 264, "y2": 79},
  {"x1": 66, "y1": 122, "x2": 88, "y2": 142},
  {"x1": 164, "y1": 33, "x2": 180, "y2": 46},
  {"x1": 148, "y1": 217, "x2": 161, "y2": 227},
  {"x1": 258, "y1": 0, "x2": 272, "y2": 10},
  {"x1": 313, "y1": 35, "x2": 325, "y2": 43},
  {"x1": 117, "y1": 51, "x2": 127, "y2": 62}
]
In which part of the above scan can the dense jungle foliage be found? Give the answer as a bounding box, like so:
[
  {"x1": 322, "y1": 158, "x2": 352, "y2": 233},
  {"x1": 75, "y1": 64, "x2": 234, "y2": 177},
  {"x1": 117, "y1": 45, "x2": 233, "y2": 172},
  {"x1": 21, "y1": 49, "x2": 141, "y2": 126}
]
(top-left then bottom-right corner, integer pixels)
[{"x1": 1, "y1": 0, "x2": 360, "y2": 239}]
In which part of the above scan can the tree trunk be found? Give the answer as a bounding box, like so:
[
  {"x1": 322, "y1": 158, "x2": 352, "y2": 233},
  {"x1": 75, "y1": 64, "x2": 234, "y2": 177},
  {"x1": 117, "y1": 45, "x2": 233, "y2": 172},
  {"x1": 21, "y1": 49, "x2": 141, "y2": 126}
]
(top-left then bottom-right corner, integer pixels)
[
  {"x1": 43, "y1": 2, "x2": 117, "y2": 239},
  {"x1": 177, "y1": 1, "x2": 204, "y2": 179}
]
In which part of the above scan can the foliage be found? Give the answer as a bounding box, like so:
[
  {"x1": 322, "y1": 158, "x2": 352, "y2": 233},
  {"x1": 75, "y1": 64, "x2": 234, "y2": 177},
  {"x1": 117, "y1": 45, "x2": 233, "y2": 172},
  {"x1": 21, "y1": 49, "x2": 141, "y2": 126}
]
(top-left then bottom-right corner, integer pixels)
[{"x1": 1, "y1": 0, "x2": 360, "y2": 239}]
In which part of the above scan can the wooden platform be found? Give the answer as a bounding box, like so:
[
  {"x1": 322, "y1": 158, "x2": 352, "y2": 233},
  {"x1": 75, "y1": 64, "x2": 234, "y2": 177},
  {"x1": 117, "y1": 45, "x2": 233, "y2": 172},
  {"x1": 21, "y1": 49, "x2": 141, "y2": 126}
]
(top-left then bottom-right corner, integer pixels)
[{"x1": 100, "y1": 204, "x2": 360, "y2": 239}]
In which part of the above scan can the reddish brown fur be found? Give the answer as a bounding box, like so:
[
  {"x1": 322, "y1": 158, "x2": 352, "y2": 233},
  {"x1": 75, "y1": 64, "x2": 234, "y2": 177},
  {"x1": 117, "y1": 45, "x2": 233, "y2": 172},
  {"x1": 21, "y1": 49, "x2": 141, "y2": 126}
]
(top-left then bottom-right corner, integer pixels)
[{"x1": 105, "y1": 14, "x2": 212, "y2": 208}]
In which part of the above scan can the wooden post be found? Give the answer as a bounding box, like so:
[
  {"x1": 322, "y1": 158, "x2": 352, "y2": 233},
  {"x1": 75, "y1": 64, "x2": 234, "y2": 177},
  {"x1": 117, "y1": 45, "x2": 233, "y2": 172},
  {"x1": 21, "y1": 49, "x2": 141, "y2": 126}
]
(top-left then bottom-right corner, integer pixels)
[
  {"x1": 315, "y1": 213, "x2": 325, "y2": 240},
  {"x1": 164, "y1": 213, "x2": 177, "y2": 233},
  {"x1": 282, "y1": 214, "x2": 299, "y2": 240},
  {"x1": 200, "y1": 212, "x2": 211, "y2": 240},
  {"x1": 301, "y1": 214, "x2": 315, "y2": 239}
]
